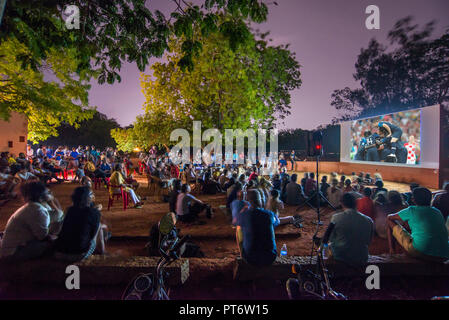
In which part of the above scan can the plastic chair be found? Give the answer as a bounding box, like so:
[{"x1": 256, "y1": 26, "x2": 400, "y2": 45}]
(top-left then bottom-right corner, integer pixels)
[{"x1": 108, "y1": 185, "x2": 129, "y2": 211}]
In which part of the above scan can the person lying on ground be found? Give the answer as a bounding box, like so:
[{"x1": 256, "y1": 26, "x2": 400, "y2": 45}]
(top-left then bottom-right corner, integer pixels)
[{"x1": 386, "y1": 187, "x2": 449, "y2": 263}]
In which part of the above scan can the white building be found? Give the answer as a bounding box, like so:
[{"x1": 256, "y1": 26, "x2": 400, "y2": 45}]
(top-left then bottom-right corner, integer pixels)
[{"x1": 0, "y1": 112, "x2": 28, "y2": 156}]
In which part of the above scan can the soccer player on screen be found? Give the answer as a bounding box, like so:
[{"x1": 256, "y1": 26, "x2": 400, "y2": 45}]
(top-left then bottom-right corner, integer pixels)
[
  {"x1": 377, "y1": 121, "x2": 404, "y2": 163},
  {"x1": 404, "y1": 135, "x2": 418, "y2": 164}
]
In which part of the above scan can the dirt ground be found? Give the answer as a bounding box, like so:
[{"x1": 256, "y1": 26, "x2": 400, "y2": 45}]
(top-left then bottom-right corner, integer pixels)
[{"x1": 0, "y1": 172, "x2": 447, "y2": 300}]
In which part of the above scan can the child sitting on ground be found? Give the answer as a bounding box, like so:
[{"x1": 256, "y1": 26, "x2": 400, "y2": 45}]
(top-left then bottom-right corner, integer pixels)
[{"x1": 74, "y1": 163, "x2": 85, "y2": 183}]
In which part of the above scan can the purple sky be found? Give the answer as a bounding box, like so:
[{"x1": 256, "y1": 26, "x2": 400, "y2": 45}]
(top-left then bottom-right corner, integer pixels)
[{"x1": 88, "y1": 0, "x2": 449, "y2": 130}]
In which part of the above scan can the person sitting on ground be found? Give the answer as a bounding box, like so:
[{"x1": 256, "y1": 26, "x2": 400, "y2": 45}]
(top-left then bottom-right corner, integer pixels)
[
  {"x1": 218, "y1": 169, "x2": 229, "y2": 188},
  {"x1": 403, "y1": 182, "x2": 420, "y2": 205},
  {"x1": 201, "y1": 171, "x2": 221, "y2": 195},
  {"x1": 230, "y1": 183, "x2": 249, "y2": 226},
  {"x1": 14, "y1": 163, "x2": 38, "y2": 183},
  {"x1": 364, "y1": 173, "x2": 373, "y2": 185},
  {"x1": 285, "y1": 174, "x2": 306, "y2": 206},
  {"x1": 280, "y1": 173, "x2": 290, "y2": 202},
  {"x1": 386, "y1": 187, "x2": 449, "y2": 262},
  {"x1": 357, "y1": 187, "x2": 375, "y2": 221},
  {"x1": 176, "y1": 184, "x2": 212, "y2": 223},
  {"x1": 41, "y1": 157, "x2": 64, "y2": 183},
  {"x1": 74, "y1": 163, "x2": 86, "y2": 183},
  {"x1": 373, "y1": 180, "x2": 388, "y2": 197},
  {"x1": 168, "y1": 179, "x2": 182, "y2": 213},
  {"x1": 338, "y1": 175, "x2": 346, "y2": 189},
  {"x1": 0, "y1": 181, "x2": 64, "y2": 261},
  {"x1": 327, "y1": 192, "x2": 374, "y2": 266},
  {"x1": 248, "y1": 166, "x2": 258, "y2": 182},
  {"x1": 224, "y1": 177, "x2": 236, "y2": 194},
  {"x1": 343, "y1": 179, "x2": 354, "y2": 193},
  {"x1": 227, "y1": 181, "x2": 243, "y2": 209},
  {"x1": 353, "y1": 177, "x2": 365, "y2": 193},
  {"x1": 300, "y1": 172, "x2": 308, "y2": 191},
  {"x1": 320, "y1": 175, "x2": 330, "y2": 199},
  {"x1": 304, "y1": 172, "x2": 317, "y2": 196},
  {"x1": 271, "y1": 173, "x2": 282, "y2": 192},
  {"x1": 266, "y1": 189, "x2": 301, "y2": 227},
  {"x1": 236, "y1": 189, "x2": 280, "y2": 266},
  {"x1": 0, "y1": 166, "x2": 19, "y2": 202},
  {"x1": 375, "y1": 190, "x2": 407, "y2": 239},
  {"x1": 327, "y1": 178, "x2": 343, "y2": 210},
  {"x1": 432, "y1": 182, "x2": 449, "y2": 222},
  {"x1": 54, "y1": 186, "x2": 105, "y2": 261},
  {"x1": 258, "y1": 177, "x2": 272, "y2": 207},
  {"x1": 109, "y1": 164, "x2": 144, "y2": 208}
]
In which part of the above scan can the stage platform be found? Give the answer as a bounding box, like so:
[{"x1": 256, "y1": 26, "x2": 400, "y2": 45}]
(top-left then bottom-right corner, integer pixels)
[{"x1": 288, "y1": 161, "x2": 440, "y2": 189}]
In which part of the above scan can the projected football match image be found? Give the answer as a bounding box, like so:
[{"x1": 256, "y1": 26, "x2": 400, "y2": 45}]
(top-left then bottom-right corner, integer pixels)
[{"x1": 350, "y1": 110, "x2": 421, "y2": 164}]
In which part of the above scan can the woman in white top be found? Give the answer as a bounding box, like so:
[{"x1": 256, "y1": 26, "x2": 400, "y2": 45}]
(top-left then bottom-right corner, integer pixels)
[{"x1": 0, "y1": 181, "x2": 63, "y2": 261}]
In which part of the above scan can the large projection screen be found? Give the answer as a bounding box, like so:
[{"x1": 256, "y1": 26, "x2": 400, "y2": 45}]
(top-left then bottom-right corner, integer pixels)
[{"x1": 340, "y1": 105, "x2": 440, "y2": 169}]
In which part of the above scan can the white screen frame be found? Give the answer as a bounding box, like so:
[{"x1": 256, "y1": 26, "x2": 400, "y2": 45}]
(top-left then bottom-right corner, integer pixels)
[{"x1": 340, "y1": 104, "x2": 440, "y2": 169}]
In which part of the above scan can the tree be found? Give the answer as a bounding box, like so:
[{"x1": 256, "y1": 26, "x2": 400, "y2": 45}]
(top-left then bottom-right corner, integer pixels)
[
  {"x1": 41, "y1": 111, "x2": 121, "y2": 149},
  {"x1": 0, "y1": 37, "x2": 95, "y2": 142},
  {"x1": 1, "y1": 0, "x2": 272, "y2": 141},
  {"x1": 331, "y1": 17, "x2": 449, "y2": 122},
  {"x1": 113, "y1": 20, "x2": 301, "y2": 150},
  {"x1": 1, "y1": 0, "x2": 271, "y2": 84}
]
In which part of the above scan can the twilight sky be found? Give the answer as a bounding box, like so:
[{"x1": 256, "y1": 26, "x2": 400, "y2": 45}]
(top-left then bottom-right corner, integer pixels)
[{"x1": 88, "y1": 0, "x2": 449, "y2": 130}]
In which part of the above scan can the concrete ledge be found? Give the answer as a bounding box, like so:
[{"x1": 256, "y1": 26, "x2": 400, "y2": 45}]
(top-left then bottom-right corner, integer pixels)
[
  {"x1": 233, "y1": 254, "x2": 449, "y2": 281},
  {"x1": 0, "y1": 255, "x2": 189, "y2": 286}
]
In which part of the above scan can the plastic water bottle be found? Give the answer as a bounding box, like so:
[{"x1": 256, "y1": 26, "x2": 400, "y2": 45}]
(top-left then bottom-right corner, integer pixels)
[{"x1": 280, "y1": 244, "x2": 288, "y2": 256}]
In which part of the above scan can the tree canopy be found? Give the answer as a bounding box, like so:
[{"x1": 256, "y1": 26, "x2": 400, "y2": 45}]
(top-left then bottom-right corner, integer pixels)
[
  {"x1": 331, "y1": 17, "x2": 449, "y2": 122},
  {"x1": 112, "y1": 19, "x2": 301, "y2": 151},
  {"x1": 0, "y1": 0, "x2": 272, "y2": 142},
  {"x1": 0, "y1": 37, "x2": 95, "y2": 142}
]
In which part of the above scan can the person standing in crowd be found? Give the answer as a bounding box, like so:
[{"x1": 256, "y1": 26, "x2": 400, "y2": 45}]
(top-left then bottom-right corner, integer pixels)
[{"x1": 290, "y1": 150, "x2": 296, "y2": 171}]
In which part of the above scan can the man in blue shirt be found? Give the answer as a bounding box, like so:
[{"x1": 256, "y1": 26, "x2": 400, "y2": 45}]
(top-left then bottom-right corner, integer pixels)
[{"x1": 237, "y1": 190, "x2": 280, "y2": 266}]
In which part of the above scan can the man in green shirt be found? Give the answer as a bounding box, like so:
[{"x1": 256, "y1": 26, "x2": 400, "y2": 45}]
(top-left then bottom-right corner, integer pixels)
[{"x1": 387, "y1": 187, "x2": 449, "y2": 262}]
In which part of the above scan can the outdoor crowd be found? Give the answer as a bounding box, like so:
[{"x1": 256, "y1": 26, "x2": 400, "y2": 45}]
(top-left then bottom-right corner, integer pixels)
[{"x1": 0, "y1": 145, "x2": 448, "y2": 270}]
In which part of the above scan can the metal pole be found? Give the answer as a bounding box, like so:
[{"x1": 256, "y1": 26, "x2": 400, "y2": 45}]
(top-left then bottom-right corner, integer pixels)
[
  {"x1": 312, "y1": 154, "x2": 323, "y2": 225},
  {"x1": 0, "y1": 0, "x2": 7, "y2": 27}
]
